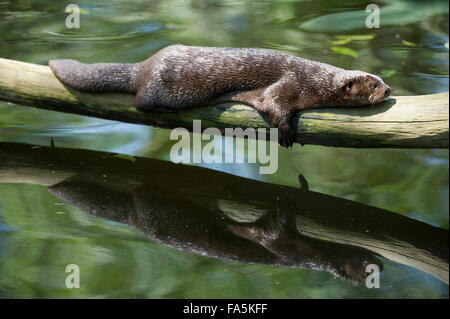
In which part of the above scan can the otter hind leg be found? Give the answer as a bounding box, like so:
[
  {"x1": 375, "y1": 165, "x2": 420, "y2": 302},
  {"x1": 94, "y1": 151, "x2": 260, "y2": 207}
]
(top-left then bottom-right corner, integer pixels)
[{"x1": 134, "y1": 87, "x2": 179, "y2": 113}]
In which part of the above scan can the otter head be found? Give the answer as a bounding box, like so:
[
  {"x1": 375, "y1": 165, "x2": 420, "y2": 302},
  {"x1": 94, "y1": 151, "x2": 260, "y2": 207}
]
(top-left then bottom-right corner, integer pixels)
[{"x1": 334, "y1": 71, "x2": 391, "y2": 106}]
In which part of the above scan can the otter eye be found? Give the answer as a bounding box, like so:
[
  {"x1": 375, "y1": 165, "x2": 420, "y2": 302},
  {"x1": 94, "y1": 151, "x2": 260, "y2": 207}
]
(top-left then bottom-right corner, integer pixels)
[{"x1": 370, "y1": 83, "x2": 377, "y2": 89}]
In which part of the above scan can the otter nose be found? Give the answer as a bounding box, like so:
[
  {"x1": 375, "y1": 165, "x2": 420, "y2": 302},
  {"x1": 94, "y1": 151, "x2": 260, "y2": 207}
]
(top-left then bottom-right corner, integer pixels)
[{"x1": 384, "y1": 87, "x2": 391, "y2": 96}]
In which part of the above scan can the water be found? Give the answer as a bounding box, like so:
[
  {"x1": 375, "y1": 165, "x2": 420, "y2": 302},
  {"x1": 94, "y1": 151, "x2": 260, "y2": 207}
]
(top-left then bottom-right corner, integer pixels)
[{"x1": 0, "y1": 0, "x2": 448, "y2": 298}]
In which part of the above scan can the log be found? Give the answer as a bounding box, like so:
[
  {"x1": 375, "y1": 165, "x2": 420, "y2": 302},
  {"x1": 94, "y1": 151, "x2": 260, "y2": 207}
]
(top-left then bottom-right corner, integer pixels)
[{"x1": 0, "y1": 57, "x2": 448, "y2": 148}]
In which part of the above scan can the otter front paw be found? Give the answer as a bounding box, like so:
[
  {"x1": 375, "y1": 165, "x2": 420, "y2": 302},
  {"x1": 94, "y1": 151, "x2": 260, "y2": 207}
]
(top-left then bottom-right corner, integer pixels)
[{"x1": 278, "y1": 124, "x2": 296, "y2": 148}]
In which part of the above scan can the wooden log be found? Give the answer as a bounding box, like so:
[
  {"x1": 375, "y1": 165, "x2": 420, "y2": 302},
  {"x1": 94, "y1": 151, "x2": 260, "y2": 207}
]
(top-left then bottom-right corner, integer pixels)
[{"x1": 0, "y1": 57, "x2": 448, "y2": 148}]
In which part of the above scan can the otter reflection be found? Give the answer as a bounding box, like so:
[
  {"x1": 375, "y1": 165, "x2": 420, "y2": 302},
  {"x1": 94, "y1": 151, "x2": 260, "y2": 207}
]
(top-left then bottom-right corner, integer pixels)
[
  {"x1": 48, "y1": 176, "x2": 381, "y2": 284},
  {"x1": 0, "y1": 142, "x2": 447, "y2": 284}
]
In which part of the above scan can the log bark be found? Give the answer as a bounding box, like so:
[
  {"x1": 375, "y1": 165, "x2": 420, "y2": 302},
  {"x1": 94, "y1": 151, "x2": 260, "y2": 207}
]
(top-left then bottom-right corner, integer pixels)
[{"x1": 0, "y1": 57, "x2": 448, "y2": 148}]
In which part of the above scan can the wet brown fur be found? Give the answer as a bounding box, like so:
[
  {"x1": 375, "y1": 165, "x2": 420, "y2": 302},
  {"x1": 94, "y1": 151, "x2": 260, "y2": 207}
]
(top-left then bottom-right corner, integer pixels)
[{"x1": 49, "y1": 44, "x2": 391, "y2": 147}]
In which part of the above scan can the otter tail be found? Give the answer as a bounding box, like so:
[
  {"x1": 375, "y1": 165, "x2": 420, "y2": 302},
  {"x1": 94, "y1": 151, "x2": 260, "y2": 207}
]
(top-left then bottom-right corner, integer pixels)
[{"x1": 48, "y1": 59, "x2": 139, "y2": 94}]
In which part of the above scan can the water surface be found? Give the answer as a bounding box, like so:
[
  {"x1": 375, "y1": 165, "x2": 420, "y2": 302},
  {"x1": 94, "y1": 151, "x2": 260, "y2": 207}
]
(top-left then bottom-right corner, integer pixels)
[{"x1": 0, "y1": 0, "x2": 448, "y2": 298}]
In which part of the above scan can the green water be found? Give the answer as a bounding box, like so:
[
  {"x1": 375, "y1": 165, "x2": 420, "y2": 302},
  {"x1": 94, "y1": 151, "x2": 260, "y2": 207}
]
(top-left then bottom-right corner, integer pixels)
[{"x1": 0, "y1": 0, "x2": 448, "y2": 298}]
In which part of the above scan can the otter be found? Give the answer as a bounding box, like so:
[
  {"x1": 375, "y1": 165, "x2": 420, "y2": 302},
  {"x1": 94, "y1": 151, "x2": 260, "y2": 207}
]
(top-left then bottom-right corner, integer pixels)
[{"x1": 48, "y1": 44, "x2": 391, "y2": 147}]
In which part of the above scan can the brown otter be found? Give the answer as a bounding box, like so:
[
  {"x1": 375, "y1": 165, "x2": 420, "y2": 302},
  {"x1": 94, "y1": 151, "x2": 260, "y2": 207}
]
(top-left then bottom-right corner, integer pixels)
[{"x1": 48, "y1": 44, "x2": 391, "y2": 147}]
